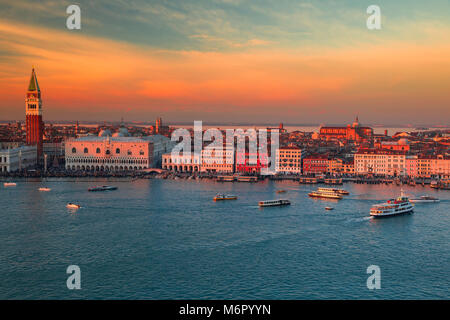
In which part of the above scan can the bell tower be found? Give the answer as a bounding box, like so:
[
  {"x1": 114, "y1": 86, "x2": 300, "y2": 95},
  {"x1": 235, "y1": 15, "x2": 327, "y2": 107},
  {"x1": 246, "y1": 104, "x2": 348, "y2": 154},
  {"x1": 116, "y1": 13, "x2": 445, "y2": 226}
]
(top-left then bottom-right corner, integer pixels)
[{"x1": 25, "y1": 67, "x2": 43, "y2": 159}]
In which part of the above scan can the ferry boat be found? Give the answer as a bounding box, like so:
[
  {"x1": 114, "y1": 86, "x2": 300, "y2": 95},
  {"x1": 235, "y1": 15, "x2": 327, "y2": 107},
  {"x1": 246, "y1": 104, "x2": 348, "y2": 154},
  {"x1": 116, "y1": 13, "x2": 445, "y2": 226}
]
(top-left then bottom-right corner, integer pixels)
[
  {"x1": 317, "y1": 187, "x2": 349, "y2": 195},
  {"x1": 213, "y1": 194, "x2": 238, "y2": 201},
  {"x1": 258, "y1": 199, "x2": 291, "y2": 207},
  {"x1": 217, "y1": 176, "x2": 235, "y2": 182},
  {"x1": 308, "y1": 190, "x2": 343, "y2": 200},
  {"x1": 38, "y1": 187, "x2": 51, "y2": 192},
  {"x1": 370, "y1": 191, "x2": 414, "y2": 218},
  {"x1": 409, "y1": 195, "x2": 440, "y2": 203},
  {"x1": 88, "y1": 185, "x2": 118, "y2": 192},
  {"x1": 66, "y1": 203, "x2": 81, "y2": 209},
  {"x1": 237, "y1": 176, "x2": 258, "y2": 182},
  {"x1": 299, "y1": 177, "x2": 318, "y2": 184},
  {"x1": 324, "y1": 178, "x2": 343, "y2": 185},
  {"x1": 3, "y1": 182, "x2": 17, "y2": 187}
]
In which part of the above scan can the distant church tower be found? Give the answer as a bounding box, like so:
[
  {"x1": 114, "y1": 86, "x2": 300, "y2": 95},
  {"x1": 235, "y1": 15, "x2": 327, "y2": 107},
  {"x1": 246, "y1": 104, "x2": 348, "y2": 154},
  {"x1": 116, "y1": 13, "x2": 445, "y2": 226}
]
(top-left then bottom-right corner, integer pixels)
[
  {"x1": 155, "y1": 117, "x2": 162, "y2": 134},
  {"x1": 25, "y1": 67, "x2": 43, "y2": 159}
]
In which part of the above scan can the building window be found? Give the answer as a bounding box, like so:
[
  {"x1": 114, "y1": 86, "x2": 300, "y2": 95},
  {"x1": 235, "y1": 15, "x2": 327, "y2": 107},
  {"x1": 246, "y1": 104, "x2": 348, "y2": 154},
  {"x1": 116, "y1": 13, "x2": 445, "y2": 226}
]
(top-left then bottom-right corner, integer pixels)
[
  {"x1": 96, "y1": 148, "x2": 101, "y2": 154},
  {"x1": 116, "y1": 148, "x2": 120, "y2": 154},
  {"x1": 140, "y1": 150, "x2": 144, "y2": 155},
  {"x1": 127, "y1": 150, "x2": 132, "y2": 155},
  {"x1": 106, "y1": 150, "x2": 111, "y2": 155},
  {"x1": 72, "y1": 147, "x2": 76, "y2": 153},
  {"x1": 84, "y1": 147, "x2": 88, "y2": 153}
]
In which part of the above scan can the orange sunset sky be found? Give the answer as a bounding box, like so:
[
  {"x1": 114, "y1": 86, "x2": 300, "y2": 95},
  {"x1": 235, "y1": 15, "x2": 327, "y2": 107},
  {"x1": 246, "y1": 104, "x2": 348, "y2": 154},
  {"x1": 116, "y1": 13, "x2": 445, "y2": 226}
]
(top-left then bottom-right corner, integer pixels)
[{"x1": 0, "y1": 0, "x2": 449, "y2": 125}]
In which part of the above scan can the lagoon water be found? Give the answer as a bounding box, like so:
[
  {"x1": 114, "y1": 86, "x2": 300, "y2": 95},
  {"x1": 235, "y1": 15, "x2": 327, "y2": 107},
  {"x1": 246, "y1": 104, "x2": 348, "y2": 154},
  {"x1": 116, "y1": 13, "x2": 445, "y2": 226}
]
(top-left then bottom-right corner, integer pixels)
[{"x1": 0, "y1": 178, "x2": 449, "y2": 299}]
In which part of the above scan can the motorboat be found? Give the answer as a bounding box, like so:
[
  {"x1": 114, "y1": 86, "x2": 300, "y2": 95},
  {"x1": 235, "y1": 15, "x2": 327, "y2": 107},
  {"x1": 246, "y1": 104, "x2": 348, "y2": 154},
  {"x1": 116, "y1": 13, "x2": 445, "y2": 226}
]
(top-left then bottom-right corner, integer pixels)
[
  {"x1": 276, "y1": 189, "x2": 287, "y2": 194},
  {"x1": 38, "y1": 187, "x2": 51, "y2": 192},
  {"x1": 88, "y1": 185, "x2": 118, "y2": 192},
  {"x1": 66, "y1": 203, "x2": 81, "y2": 209},
  {"x1": 409, "y1": 195, "x2": 440, "y2": 203},
  {"x1": 325, "y1": 206, "x2": 334, "y2": 211},
  {"x1": 258, "y1": 199, "x2": 291, "y2": 207},
  {"x1": 3, "y1": 182, "x2": 17, "y2": 187},
  {"x1": 213, "y1": 194, "x2": 238, "y2": 201},
  {"x1": 370, "y1": 191, "x2": 414, "y2": 218}
]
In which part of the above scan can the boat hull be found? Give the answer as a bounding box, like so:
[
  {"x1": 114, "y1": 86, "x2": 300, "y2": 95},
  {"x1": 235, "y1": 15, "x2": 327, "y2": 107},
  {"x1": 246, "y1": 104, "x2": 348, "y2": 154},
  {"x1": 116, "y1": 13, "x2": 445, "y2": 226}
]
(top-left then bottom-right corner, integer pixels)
[
  {"x1": 308, "y1": 193, "x2": 342, "y2": 200},
  {"x1": 370, "y1": 207, "x2": 414, "y2": 218}
]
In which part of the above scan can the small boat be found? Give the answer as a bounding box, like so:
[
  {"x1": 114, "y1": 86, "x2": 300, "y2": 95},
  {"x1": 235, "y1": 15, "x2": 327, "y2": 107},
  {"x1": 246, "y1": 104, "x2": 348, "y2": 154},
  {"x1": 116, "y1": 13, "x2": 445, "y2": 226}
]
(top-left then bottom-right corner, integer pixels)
[
  {"x1": 88, "y1": 185, "x2": 118, "y2": 192},
  {"x1": 370, "y1": 191, "x2": 414, "y2": 218},
  {"x1": 276, "y1": 189, "x2": 287, "y2": 194},
  {"x1": 66, "y1": 203, "x2": 81, "y2": 209},
  {"x1": 308, "y1": 190, "x2": 343, "y2": 200},
  {"x1": 3, "y1": 182, "x2": 17, "y2": 187},
  {"x1": 325, "y1": 206, "x2": 334, "y2": 211},
  {"x1": 213, "y1": 194, "x2": 238, "y2": 201},
  {"x1": 237, "y1": 176, "x2": 258, "y2": 182},
  {"x1": 317, "y1": 187, "x2": 349, "y2": 195},
  {"x1": 410, "y1": 195, "x2": 440, "y2": 203},
  {"x1": 38, "y1": 187, "x2": 51, "y2": 192},
  {"x1": 258, "y1": 199, "x2": 291, "y2": 207},
  {"x1": 430, "y1": 181, "x2": 439, "y2": 189},
  {"x1": 217, "y1": 176, "x2": 235, "y2": 182}
]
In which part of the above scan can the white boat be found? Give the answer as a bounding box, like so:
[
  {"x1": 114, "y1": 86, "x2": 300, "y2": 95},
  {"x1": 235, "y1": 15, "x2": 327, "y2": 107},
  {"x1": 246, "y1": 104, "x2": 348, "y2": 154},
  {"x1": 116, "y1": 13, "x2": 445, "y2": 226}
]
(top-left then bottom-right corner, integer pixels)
[
  {"x1": 370, "y1": 191, "x2": 414, "y2": 218},
  {"x1": 308, "y1": 190, "x2": 343, "y2": 200},
  {"x1": 213, "y1": 194, "x2": 238, "y2": 201},
  {"x1": 317, "y1": 187, "x2": 349, "y2": 195},
  {"x1": 325, "y1": 206, "x2": 334, "y2": 211},
  {"x1": 258, "y1": 199, "x2": 291, "y2": 207},
  {"x1": 4, "y1": 182, "x2": 17, "y2": 187},
  {"x1": 410, "y1": 195, "x2": 440, "y2": 203},
  {"x1": 66, "y1": 203, "x2": 81, "y2": 209},
  {"x1": 39, "y1": 187, "x2": 51, "y2": 192}
]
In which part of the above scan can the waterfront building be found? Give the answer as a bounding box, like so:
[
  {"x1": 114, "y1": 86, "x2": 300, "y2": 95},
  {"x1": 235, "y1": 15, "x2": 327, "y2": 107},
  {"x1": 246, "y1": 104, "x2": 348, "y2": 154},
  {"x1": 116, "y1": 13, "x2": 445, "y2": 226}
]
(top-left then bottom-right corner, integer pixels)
[
  {"x1": 302, "y1": 154, "x2": 330, "y2": 175},
  {"x1": 65, "y1": 132, "x2": 174, "y2": 171},
  {"x1": 275, "y1": 146, "x2": 303, "y2": 174},
  {"x1": 417, "y1": 155, "x2": 450, "y2": 179},
  {"x1": 0, "y1": 145, "x2": 37, "y2": 173},
  {"x1": 327, "y1": 157, "x2": 344, "y2": 175},
  {"x1": 406, "y1": 155, "x2": 419, "y2": 178},
  {"x1": 235, "y1": 150, "x2": 269, "y2": 174},
  {"x1": 355, "y1": 148, "x2": 407, "y2": 176},
  {"x1": 319, "y1": 117, "x2": 373, "y2": 142},
  {"x1": 200, "y1": 144, "x2": 234, "y2": 173},
  {"x1": 25, "y1": 67, "x2": 44, "y2": 159},
  {"x1": 342, "y1": 159, "x2": 355, "y2": 175},
  {"x1": 162, "y1": 152, "x2": 201, "y2": 172}
]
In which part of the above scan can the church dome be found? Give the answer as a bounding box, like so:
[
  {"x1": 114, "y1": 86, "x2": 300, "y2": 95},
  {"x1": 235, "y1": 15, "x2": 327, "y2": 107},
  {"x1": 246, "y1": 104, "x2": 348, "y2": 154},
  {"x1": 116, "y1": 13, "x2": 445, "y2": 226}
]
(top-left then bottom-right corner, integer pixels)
[
  {"x1": 398, "y1": 138, "x2": 409, "y2": 145},
  {"x1": 118, "y1": 126, "x2": 129, "y2": 136},
  {"x1": 98, "y1": 129, "x2": 112, "y2": 137}
]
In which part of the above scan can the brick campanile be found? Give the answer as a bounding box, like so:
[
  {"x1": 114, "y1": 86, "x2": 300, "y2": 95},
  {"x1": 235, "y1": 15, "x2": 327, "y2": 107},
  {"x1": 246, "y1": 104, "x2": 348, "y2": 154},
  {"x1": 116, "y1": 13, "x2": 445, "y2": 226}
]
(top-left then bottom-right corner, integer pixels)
[{"x1": 25, "y1": 67, "x2": 43, "y2": 160}]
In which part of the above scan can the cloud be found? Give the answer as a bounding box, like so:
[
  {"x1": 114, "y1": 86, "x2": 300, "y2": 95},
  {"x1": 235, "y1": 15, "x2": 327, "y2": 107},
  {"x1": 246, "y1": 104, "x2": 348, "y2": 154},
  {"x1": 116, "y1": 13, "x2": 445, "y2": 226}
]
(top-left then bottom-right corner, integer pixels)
[{"x1": 0, "y1": 18, "x2": 449, "y2": 124}]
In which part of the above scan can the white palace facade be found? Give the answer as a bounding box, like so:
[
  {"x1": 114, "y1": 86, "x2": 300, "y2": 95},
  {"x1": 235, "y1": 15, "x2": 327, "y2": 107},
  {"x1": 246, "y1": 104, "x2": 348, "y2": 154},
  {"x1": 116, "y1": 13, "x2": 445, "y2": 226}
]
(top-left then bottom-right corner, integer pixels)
[{"x1": 65, "y1": 132, "x2": 174, "y2": 172}]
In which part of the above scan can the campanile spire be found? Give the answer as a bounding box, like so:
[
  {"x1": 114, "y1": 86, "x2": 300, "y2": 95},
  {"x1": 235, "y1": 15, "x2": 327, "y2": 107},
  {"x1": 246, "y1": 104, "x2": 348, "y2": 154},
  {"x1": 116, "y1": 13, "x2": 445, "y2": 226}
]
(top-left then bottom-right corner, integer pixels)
[{"x1": 25, "y1": 67, "x2": 44, "y2": 160}]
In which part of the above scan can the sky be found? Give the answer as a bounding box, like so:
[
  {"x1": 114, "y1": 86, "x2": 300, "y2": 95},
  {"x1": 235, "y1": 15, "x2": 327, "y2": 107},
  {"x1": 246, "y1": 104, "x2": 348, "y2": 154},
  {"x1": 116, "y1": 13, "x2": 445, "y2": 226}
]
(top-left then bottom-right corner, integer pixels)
[{"x1": 0, "y1": 0, "x2": 449, "y2": 125}]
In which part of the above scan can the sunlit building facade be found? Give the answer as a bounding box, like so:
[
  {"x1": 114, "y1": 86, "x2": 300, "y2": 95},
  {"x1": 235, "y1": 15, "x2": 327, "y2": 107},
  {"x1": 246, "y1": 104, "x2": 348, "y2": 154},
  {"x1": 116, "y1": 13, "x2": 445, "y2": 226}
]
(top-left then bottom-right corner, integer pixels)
[{"x1": 65, "y1": 134, "x2": 174, "y2": 171}]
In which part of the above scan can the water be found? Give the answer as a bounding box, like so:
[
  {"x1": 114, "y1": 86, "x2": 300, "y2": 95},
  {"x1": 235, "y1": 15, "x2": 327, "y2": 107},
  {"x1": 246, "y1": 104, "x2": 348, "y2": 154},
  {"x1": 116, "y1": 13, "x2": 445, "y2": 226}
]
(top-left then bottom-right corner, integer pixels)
[{"x1": 0, "y1": 179, "x2": 449, "y2": 299}]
